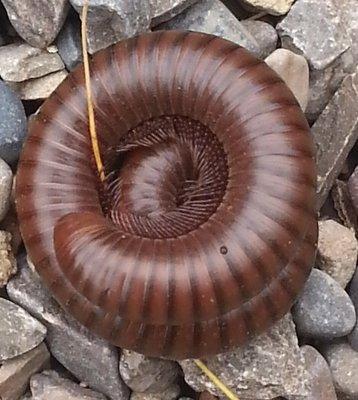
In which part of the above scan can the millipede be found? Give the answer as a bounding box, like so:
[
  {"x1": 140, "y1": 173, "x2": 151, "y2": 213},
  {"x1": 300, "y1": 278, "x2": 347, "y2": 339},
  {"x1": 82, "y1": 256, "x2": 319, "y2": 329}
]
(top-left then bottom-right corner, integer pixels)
[{"x1": 15, "y1": 30, "x2": 317, "y2": 360}]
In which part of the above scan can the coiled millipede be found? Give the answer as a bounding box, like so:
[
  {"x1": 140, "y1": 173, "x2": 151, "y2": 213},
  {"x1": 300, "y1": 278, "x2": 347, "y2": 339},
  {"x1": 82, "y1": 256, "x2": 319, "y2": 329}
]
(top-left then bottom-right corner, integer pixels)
[{"x1": 15, "y1": 30, "x2": 317, "y2": 360}]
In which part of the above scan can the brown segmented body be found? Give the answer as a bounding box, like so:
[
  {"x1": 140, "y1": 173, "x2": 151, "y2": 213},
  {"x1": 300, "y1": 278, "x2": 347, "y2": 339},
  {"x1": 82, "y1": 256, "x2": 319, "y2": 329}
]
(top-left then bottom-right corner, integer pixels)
[{"x1": 15, "y1": 31, "x2": 317, "y2": 360}]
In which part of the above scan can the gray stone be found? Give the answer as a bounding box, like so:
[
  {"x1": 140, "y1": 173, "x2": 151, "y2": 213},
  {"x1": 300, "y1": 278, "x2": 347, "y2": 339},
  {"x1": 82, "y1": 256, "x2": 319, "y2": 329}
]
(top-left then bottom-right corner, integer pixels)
[
  {"x1": 130, "y1": 385, "x2": 180, "y2": 400},
  {"x1": 316, "y1": 220, "x2": 358, "y2": 287},
  {"x1": 0, "y1": 43, "x2": 65, "y2": 82},
  {"x1": 292, "y1": 269, "x2": 356, "y2": 340},
  {"x1": 180, "y1": 314, "x2": 309, "y2": 399},
  {"x1": 1, "y1": 0, "x2": 69, "y2": 48},
  {"x1": 340, "y1": 0, "x2": 358, "y2": 65},
  {"x1": 56, "y1": 16, "x2": 83, "y2": 71},
  {"x1": 70, "y1": 0, "x2": 151, "y2": 54},
  {"x1": 332, "y1": 180, "x2": 358, "y2": 233},
  {"x1": 0, "y1": 343, "x2": 50, "y2": 400},
  {"x1": 0, "y1": 80, "x2": 27, "y2": 164},
  {"x1": 277, "y1": 0, "x2": 350, "y2": 70},
  {"x1": 0, "y1": 230, "x2": 17, "y2": 287},
  {"x1": 313, "y1": 72, "x2": 358, "y2": 209},
  {"x1": 0, "y1": 298, "x2": 46, "y2": 362},
  {"x1": 6, "y1": 255, "x2": 130, "y2": 400},
  {"x1": 301, "y1": 345, "x2": 337, "y2": 400},
  {"x1": 348, "y1": 268, "x2": 358, "y2": 351},
  {"x1": 240, "y1": 20, "x2": 278, "y2": 59},
  {"x1": 30, "y1": 370, "x2": 107, "y2": 400},
  {"x1": 0, "y1": 158, "x2": 12, "y2": 222},
  {"x1": 238, "y1": 0, "x2": 295, "y2": 15},
  {"x1": 150, "y1": 0, "x2": 198, "y2": 26},
  {"x1": 119, "y1": 350, "x2": 179, "y2": 393},
  {"x1": 8, "y1": 70, "x2": 68, "y2": 100},
  {"x1": 305, "y1": 53, "x2": 354, "y2": 123},
  {"x1": 324, "y1": 342, "x2": 358, "y2": 399},
  {"x1": 348, "y1": 166, "x2": 358, "y2": 212},
  {"x1": 265, "y1": 48, "x2": 309, "y2": 111},
  {"x1": 158, "y1": 0, "x2": 265, "y2": 58}
]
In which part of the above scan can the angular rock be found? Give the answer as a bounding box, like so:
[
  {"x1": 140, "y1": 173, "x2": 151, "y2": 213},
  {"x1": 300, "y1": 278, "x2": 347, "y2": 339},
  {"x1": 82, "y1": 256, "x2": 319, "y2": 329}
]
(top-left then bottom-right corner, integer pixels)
[
  {"x1": 8, "y1": 70, "x2": 68, "y2": 100},
  {"x1": 130, "y1": 385, "x2": 180, "y2": 400},
  {"x1": 340, "y1": 0, "x2": 358, "y2": 64},
  {"x1": 0, "y1": 43, "x2": 65, "y2": 82},
  {"x1": 0, "y1": 80, "x2": 27, "y2": 164},
  {"x1": 265, "y1": 48, "x2": 309, "y2": 111},
  {"x1": 241, "y1": 20, "x2": 278, "y2": 59},
  {"x1": 6, "y1": 255, "x2": 130, "y2": 400},
  {"x1": 305, "y1": 52, "x2": 354, "y2": 123},
  {"x1": 277, "y1": 0, "x2": 350, "y2": 70},
  {"x1": 332, "y1": 180, "x2": 358, "y2": 232},
  {"x1": 119, "y1": 350, "x2": 179, "y2": 393},
  {"x1": 56, "y1": 15, "x2": 83, "y2": 71},
  {"x1": 0, "y1": 298, "x2": 46, "y2": 362},
  {"x1": 0, "y1": 343, "x2": 50, "y2": 400},
  {"x1": 0, "y1": 158, "x2": 12, "y2": 222},
  {"x1": 150, "y1": 0, "x2": 198, "y2": 26},
  {"x1": 348, "y1": 268, "x2": 358, "y2": 351},
  {"x1": 238, "y1": 0, "x2": 294, "y2": 15},
  {"x1": 324, "y1": 342, "x2": 358, "y2": 399},
  {"x1": 180, "y1": 314, "x2": 309, "y2": 399},
  {"x1": 316, "y1": 220, "x2": 358, "y2": 287},
  {"x1": 348, "y1": 167, "x2": 358, "y2": 212},
  {"x1": 292, "y1": 269, "x2": 356, "y2": 340},
  {"x1": 0, "y1": 205, "x2": 23, "y2": 255},
  {"x1": 30, "y1": 370, "x2": 107, "y2": 400},
  {"x1": 301, "y1": 345, "x2": 337, "y2": 400},
  {"x1": 70, "y1": 0, "x2": 151, "y2": 54},
  {"x1": 313, "y1": 72, "x2": 358, "y2": 209},
  {"x1": 158, "y1": 0, "x2": 266, "y2": 58},
  {"x1": 0, "y1": 230, "x2": 16, "y2": 287},
  {"x1": 1, "y1": 0, "x2": 69, "y2": 48}
]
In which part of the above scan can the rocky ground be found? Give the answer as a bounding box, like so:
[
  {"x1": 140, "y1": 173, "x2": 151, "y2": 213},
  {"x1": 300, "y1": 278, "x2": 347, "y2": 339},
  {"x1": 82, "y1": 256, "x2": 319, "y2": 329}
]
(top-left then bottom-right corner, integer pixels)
[{"x1": 0, "y1": 0, "x2": 357, "y2": 399}]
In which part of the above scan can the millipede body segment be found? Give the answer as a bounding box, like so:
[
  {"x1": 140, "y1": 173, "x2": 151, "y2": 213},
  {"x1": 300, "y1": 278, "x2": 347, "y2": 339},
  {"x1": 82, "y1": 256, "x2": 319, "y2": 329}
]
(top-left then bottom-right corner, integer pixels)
[{"x1": 15, "y1": 31, "x2": 317, "y2": 360}]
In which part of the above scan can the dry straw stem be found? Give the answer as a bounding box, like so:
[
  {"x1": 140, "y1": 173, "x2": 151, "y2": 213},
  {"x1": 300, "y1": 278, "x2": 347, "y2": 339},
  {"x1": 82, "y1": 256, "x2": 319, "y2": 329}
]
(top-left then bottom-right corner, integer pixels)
[
  {"x1": 80, "y1": 2, "x2": 239, "y2": 399},
  {"x1": 81, "y1": 0, "x2": 105, "y2": 181},
  {"x1": 194, "y1": 359, "x2": 240, "y2": 400}
]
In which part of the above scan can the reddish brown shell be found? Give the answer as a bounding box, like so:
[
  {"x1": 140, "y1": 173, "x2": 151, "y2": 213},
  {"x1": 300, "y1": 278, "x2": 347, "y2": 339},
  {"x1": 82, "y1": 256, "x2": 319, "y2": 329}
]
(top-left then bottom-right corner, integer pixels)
[{"x1": 15, "y1": 31, "x2": 317, "y2": 360}]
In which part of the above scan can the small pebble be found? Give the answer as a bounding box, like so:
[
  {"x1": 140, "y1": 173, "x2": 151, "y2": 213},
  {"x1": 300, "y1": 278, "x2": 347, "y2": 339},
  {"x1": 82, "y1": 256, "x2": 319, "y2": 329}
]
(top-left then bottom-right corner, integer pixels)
[
  {"x1": 157, "y1": 0, "x2": 264, "y2": 57},
  {"x1": 130, "y1": 384, "x2": 180, "y2": 400},
  {"x1": 150, "y1": 0, "x2": 198, "y2": 26},
  {"x1": 1, "y1": 0, "x2": 69, "y2": 48},
  {"x1": 316, "y1": 220, "x2": 358, "y2": 287},
  {"x1": 0, "y1": 343, "x2": 50, "y2": 400},
  {"x1": 301, "y1": 345, "x2": 337, "y2": 400},
  {"x1": 238, "y1": 0, "x2": 295, "y2": 15},
  {"x1": 56, "y1": 14, "x2": 83, "y2": 71},
  {"x1": 0, "y1": 80, "x2": 27, "y2": 164},
  {"x1": 0, "y1": 297, "x2": 46, "y2": 361},
  {"x1": 0, "y1": 230, "x2": 16, "y2": 287},
  {"x1": 292, "y1": 269, "x2": 356, "y2": 340},
  {"x1": 265, "y1": 48, "x2": 309, "y2": 111},
  {"x1": 0, "y1": 158, "x2": 12, "y2": 222},
  {"x1": 8, "y1": 70, "x2": 68, "y2": 100},
  {"x1": 180, "y1": 314, "x2": 309, "y2": 399},
  {"x1": 241, "y1": 20, "x2": 278, "y2": 59},
  {"x1": 69, "y1": 0, "x2": 151, "y2": 54},
  {"x1": 324, "y1": 342, "x2": 358, "y2": 399},
  {"x1": 348, "y1": 166, "x2": 358, "y2": 212},
  {"x1": 0, "y1": 42, "x2": 64, "y2": 82},
  {"x1": 6, "y1": 255, "x2": 129, "y2": 400},
  {"x1": 348, "y1": 268, "x2": 358, "y2": 350},
  {"x1": 277, "y1": 0, "x2": 350, "y2": 70},
  {"x1": 119, "y1": 349, "x2": 180, "y2": 393},
  {"x1": 30, "y1": 370, "x2": 107, "y2": 400}
]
